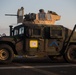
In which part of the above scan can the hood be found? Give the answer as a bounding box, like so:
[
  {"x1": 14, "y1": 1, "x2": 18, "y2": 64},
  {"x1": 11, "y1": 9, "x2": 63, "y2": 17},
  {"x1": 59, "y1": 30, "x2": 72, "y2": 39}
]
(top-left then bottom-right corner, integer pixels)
[{"x1": 0, "y1": 36, "x2": 15, "y2": 43}]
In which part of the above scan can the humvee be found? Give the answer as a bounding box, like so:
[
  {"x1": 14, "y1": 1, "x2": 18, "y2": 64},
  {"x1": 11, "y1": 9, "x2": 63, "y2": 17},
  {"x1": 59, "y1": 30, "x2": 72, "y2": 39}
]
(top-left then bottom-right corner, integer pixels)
[{"x1": 0, "y1": 7, "x2": 76, "y2": 63}]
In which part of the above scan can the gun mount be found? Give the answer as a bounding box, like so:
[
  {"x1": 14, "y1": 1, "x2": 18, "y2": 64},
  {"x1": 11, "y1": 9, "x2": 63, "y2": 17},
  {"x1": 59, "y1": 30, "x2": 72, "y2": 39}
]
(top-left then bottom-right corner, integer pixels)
[{"x1": 5, "y1": 7, "x2": 61, "y2": 25}]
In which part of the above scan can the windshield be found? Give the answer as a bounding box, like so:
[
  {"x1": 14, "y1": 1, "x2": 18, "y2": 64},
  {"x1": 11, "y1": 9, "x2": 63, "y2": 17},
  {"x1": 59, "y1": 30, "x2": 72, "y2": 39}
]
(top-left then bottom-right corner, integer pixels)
[
  {"x1": 19, "y1": 27, "x2": 24, "y2": 35},
  {"x1": 14, "y1": 29, "x2": 18, "y2": 36},
  {"x1": 13, "y1": 26, "x2": 24, "y2": 36}
]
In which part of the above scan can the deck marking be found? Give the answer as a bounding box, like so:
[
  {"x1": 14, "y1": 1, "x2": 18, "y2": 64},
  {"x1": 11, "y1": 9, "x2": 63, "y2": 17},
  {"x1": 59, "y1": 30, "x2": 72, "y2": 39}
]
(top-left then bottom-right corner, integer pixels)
[{"x1": 0, "y1": 64, "x2": 76, "y2": 69}]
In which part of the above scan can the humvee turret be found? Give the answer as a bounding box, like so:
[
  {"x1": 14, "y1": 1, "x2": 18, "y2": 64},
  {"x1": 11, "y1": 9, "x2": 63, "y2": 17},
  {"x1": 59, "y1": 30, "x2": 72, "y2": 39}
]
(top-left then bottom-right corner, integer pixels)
[
  {"x1": 0, "y1": 7, "x2": 76, "y2": 63},
  {"x1": 5, "y1": 7, "x2": 60, "y2": 24},
  {"x1": 23, "y1": 9, "x2": 60, "y2": 25}
]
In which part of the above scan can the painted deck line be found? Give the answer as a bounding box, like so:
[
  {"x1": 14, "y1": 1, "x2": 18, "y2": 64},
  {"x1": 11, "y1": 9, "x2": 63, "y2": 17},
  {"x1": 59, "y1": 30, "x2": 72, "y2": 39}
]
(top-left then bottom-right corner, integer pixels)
[{"x1": 0, "y1": 64, "x2": 76, "y2": 69}]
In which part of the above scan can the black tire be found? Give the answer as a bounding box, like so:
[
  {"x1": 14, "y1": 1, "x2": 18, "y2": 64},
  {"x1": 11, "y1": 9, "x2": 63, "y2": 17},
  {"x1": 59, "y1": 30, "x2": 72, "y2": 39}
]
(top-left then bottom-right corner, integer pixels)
[
  {"x1": 0, "y1": 44, "x2": 14, "y2": 63},
  {"x1": 64, "y1": 45, "x2": 76, "y2": 63}
]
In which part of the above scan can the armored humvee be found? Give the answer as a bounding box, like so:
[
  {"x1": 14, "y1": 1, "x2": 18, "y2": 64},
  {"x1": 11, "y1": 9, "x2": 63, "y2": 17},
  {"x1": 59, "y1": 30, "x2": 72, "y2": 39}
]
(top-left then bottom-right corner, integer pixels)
[{"x1": 0, "y1": 7, "x2": 76, "y2": 63}]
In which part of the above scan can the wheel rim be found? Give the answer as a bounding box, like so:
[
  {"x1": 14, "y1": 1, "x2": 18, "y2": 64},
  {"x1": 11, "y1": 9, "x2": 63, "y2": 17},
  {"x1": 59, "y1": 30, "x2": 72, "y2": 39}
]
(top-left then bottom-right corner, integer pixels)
[{"x1": 0, "y1": 49, "x2": 9, "y2": 60}]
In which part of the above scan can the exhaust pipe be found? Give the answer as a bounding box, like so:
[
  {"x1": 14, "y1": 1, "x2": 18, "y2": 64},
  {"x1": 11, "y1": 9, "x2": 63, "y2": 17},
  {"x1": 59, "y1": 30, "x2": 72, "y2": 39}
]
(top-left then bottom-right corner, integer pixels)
[{"x1": 9, "y1": 25, "x2": 13, "y2": 36}]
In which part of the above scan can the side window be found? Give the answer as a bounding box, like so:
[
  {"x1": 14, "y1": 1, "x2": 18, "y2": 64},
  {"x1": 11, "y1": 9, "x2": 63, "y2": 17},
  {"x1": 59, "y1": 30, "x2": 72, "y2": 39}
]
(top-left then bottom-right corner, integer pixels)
[
  {"x1": 25, "y1": 28, "x2": 32, "y2": 37},
  {"x1": 25, "y1": 28, "x2": 42, "y2": 37},
  {"x1": 38, "y1": 13, "x2": 45, "y2": 20},
  {"x1": 50, "y1": 27, "x2": 63, "y2": 38},
  {"x1": 32, "y1": 28, "x2": 41, "y2": 37},
  {"x1": 33, "y1": 29, "x2": 41, "y2": 35},
  {"x1": 51, "y1": 30, "x2": 62, "y2": 36},
  {"x1": 19, "y1": 27, "x2": 24, "y2": 35}
]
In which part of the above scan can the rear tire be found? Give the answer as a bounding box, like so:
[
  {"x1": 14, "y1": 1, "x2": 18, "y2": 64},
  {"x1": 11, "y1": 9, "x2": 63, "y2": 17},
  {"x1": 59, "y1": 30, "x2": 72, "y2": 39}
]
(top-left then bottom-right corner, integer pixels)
[
  {"x1": 0, "y1": 44, "x2": 14, "y2": 63},
  {"x1": 64, "y1": 45, "x2": 76, "y2": 63}
]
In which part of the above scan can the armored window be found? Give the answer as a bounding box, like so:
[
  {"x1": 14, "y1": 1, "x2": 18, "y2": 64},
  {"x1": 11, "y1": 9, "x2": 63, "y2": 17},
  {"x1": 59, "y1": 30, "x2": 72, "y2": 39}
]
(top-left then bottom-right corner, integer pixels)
[
  {"x1": 38, "y1": 13, "x2": 45, "y2": 20},
  {"x1": 51, "y1": 30, "x2": 62, "y2": 36},
  {"x1": 19, "y1": 27, "x2": 24, "y2": 35},
  {"x1": 32, "y1": 29, "x2": 41, "y2": 36},
  {"x1": 47, "y1": 14, "x2": 51, "y2": 20},
  {"x1": 14, "y1": 29, "x2": 18, "y2": 36}
]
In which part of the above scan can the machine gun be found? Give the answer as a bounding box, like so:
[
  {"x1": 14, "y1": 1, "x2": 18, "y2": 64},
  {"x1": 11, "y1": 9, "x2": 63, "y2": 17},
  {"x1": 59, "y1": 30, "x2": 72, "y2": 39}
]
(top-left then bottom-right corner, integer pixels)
[{"x1": 5, "y1": 7, "x2": 24, "y2": 23}]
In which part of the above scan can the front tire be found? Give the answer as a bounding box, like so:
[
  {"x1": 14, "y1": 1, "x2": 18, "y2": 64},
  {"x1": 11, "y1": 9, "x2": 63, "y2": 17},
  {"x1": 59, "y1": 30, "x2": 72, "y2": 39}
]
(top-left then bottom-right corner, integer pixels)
[
  {"x1": 64, "y1": 45, "x2": 76, "y2": 63},
  {"x1": 0, "y1": 44, "x2": 14, "y2": 63}
]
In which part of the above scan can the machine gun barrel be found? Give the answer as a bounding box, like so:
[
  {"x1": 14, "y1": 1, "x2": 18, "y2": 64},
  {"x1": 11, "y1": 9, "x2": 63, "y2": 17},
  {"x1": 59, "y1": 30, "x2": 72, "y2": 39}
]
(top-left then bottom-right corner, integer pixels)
[{"x1": 5, "y1": 14, "x2": 18, "y2": 16}]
